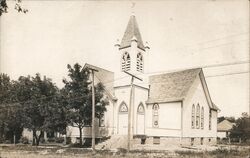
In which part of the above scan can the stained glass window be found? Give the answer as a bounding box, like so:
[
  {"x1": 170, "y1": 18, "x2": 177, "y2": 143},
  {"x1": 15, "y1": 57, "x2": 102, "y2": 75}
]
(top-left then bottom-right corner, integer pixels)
[{"x1": 152, "y1": 104, "x2": 159, "y2": 128}]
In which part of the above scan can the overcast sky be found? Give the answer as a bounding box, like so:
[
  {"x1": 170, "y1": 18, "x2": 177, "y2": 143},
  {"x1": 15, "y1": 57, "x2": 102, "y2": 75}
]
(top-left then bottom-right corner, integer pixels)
[{"x1": 0, "y1": 0, "x2": 249, "y2": 117}]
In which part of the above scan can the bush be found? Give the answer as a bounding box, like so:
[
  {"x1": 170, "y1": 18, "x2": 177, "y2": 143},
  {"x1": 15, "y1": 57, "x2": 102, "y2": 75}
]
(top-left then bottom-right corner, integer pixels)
[
  {"x1": 55, "y1": 137, "x2": 64, "y2": 143},
  {"x1": 47, "y1": 137, "x2": 55, "y2": 143},
  {"x1": 66, "y1": 137, "x2": 71, "y2": 144},
  {"x1": 20, "y1": 136, "x2": 29, "y2": 144},
  {"x1": 4, "y1": 139, "x2": 11, "y2": 144},
  {"x1": 40, "y1": 137, "x2": 45, "y2": 143}
]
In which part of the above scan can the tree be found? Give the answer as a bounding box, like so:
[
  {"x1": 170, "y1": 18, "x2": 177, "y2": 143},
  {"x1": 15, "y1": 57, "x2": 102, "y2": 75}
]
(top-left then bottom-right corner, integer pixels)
[
  {"x1": 230, "y1": 114, "x2": 250, "y2": 143},
  {"x1": 0, "y1": 0, "x2": 27, "y2": 16},
  {"x1": 0, "y1": 74, "x2": 14, "y2": 142},
  {"x1": 0, "y1": 74, "x2": 24, "y2": 143},
  {"x1": 62, "y1": 63, "x2": 108, "y2": 146},
  {"x1": 16, "y1": 74, "x2": 66, "y2": 146}
]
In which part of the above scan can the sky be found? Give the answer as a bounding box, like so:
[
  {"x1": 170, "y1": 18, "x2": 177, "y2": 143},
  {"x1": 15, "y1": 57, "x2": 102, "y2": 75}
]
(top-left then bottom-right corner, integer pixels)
[{"x1": 0, "y1": 0, "x2": 249, "y2": 117}]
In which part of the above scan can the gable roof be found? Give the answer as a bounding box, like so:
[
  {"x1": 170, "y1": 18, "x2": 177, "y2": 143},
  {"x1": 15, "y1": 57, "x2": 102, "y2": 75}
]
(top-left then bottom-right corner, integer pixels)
[
  {"x1": 120, "y1": 15, "x2": 145, "y2": 50},
  {"x1": 147, "y1": 68, "x2": 201, "y2": 103},
  {"x1": 84, "y1": 63, "x2": 117, "y2": 101},
  {"x1": 147, "y1": 68, "x2": 219, "y2": 111},
  {"x1": 217, "y1": 119, "x2": 235, "y2": 132}
]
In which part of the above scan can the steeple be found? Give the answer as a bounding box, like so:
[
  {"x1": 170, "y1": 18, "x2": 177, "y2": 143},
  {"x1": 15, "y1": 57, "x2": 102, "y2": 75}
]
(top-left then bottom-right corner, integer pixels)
[{"x1": 120, "y1": 15, "x2": 145, "y2": 50}]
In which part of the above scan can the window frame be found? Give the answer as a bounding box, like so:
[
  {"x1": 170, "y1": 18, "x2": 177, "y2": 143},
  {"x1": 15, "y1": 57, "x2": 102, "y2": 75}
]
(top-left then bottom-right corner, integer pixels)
[
  {"x1": 152, "y1": 104, "x2": 159, "y2": 128},
  {"x1": 99, "y1": 115, "x2": 105, "y2": 127},
  {"x1": 119, "y1": 102, "x2": 128, "y2": 113},
  {"x1": 191, "y1": 104, "x2": 195, "y2": 129},
  {"x1": 137, "y1": 103, "x2": 145, "y2": 114},
  {"x1": 209, "y1": 110, "x2": 212, "y2": 130},
  {"x1": 201, "y1": 107, "x2": 204, "y2": 129},
  {"x1": 121, "y1": 52, "x2": 131, "y2": 72},
  {"x1": 136, "y1": 52, "x2": 143, "y2": 72},
  {"x1": 196, "y1": 104, "x2": 200, "y2": 129}
]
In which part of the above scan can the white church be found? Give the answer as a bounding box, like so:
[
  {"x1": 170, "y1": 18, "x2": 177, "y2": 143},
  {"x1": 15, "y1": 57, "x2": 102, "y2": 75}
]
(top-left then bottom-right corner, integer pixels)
[{"x1": 67, "y1": 15, "x2": 219, "y2": 148}]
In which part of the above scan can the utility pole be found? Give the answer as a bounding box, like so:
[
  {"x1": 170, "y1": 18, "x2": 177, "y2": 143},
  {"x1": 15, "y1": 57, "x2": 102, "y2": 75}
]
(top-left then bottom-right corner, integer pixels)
[
  {"x1": 89, "y1": 68, "x2": 98, "y2": 152},
  {"x1": 124, "y1": 71, "x2": 142, "y2": 152}
]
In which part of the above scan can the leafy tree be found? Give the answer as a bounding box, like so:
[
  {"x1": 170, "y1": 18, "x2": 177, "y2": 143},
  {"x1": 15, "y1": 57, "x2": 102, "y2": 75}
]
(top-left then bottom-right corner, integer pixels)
[
  {"x1": 3, "y1": 105, "x2": 24, "y2": 143},
  {"x1": 230, "y1": 114, "x2": 250, "y2": 142},
  {"x1": 62, "y1": 63, "x2": 108, "y2": 146},
  {"x1": 16, "y1": 74, "x2": 66, "y2": 146},
  {"x1": 0, "y1": 73, "x2": 12, "y2": 104},
  {"x1": 0, "y1": 0, "x2": 27, "y2": 16},
  {"x1": 0, "y1": 73, "x2": 18, "y2": 142},
  {"x1": 0, "y1": 74, "x2": 24, "y2": 143}
]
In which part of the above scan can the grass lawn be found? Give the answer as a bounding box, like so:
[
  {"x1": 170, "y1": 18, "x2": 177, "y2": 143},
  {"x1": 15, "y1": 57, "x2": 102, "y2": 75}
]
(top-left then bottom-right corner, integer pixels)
[{"x1": 0, "y1": 144, "x2": 249, "y2": 158}]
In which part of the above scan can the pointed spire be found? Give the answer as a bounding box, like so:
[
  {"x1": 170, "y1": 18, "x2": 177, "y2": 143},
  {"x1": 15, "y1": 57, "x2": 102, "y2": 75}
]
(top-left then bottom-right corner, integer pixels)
[{"x1": 120, "y1": 15, "x2": 145, "y2": 50}]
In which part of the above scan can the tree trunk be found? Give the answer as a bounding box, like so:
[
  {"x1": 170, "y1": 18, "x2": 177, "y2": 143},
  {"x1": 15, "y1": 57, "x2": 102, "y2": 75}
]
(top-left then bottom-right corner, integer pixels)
[
  {"x1": 79, "y1": 127, "x2": 82, "y2": 146},
  {"x1": 32, "y1": 129, "x2": 36, "y2": 146},
  {"x1": 36, "y1": 131, "x2": 43, "y2": 146}
]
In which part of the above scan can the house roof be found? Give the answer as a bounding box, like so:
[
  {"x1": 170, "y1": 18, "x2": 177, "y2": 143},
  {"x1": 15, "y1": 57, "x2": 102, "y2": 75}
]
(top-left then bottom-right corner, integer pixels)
[
  {"x1": 147, "y1": 68, "x2": 201, "y2": 103},
  {"x1": 146, "y1": 68, "x2": 219, "y2": 111},
  {"x1": 120, "y1": 15, "x2": 145, "y2": 50},
  {"x1": 84, "y1": 63, "x2": 116, "y2": 101},
  {"x1": 217, "y1": 119, "x2": 235, "y2": 132}
]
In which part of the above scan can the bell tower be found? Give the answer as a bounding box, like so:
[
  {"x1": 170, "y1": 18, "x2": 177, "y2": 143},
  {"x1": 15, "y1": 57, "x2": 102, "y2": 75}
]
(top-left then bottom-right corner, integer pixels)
[{"x1": 114, "y1": 15, "x2": 150, "y2": 87}]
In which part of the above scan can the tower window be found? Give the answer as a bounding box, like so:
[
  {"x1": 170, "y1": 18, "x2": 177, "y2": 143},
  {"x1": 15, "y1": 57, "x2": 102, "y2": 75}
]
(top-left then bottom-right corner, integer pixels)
[
  {"x1": 121, "y1": 52, "x2": 130, "y2": 71},
  {"x1": 152, "y1": 104, "x2": 159, "y2": 128},
  {"x1": 136, "y1": 53, "x2": 143, "y2": 72}
]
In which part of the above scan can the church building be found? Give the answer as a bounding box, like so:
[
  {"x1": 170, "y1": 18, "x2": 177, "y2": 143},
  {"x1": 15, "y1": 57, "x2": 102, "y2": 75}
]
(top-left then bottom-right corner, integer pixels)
[{"x1": 67, "y1": 15, "x2": 219, "y2": 148}]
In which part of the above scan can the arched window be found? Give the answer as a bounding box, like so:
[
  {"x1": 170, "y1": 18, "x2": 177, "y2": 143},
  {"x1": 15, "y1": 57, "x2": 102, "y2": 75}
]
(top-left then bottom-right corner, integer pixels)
[
  {"x1": 136, "y1": 53, "x2": 143, "y2": 72},
  {"x1": 119, "y1": 102, "x2": 128, "y2": 113},
  {"x1": 209, "y1": 110, "x2": 212, "y2": 130},
  {"x1": 191, "y1": 104, "x2": 195, "y2": 129},
  {"x1": 121, "y1": 52, "x2": 130, "y2": 71},
  {"x1": 99, "y1": 115, "x2": 105, "y2": 127},
  {"x1": 196, "y1": 104, "x2": 200, "y2": 129},
  {"x1": 137, "y1": 103, "x2": 145, "y2": 114},
  {"x1": 201, "y1": 107, "x2": 204, "y2": 129},
  {"x1": 152, "y1": 104, "x2": 159, "y2": 128}
]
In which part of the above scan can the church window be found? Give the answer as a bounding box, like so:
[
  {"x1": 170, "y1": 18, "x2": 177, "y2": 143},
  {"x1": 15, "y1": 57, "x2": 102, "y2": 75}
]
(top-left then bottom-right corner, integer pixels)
[
  {"x1": 99, "y1": 115, "x2": 105, "y2": 127},
  {"x1": 152, "y1": 104, "x2": 159, "y2": 128},
  {"x1": 196, "y1": 104, "x2": 200, "y2": 129},
  {"x1": 121, "y1": 52, "x2": 130, "y2": 71},
  {"x1": 137, "y1": 103, "x2": 144, "y2": 114},
  {"x1": 191, "y1": 138, "x2": 194, "y2": 146},
  {"x1": 119, "y1": 102, "x2": 128, "y2": 113},
  {"x1": 136, "y1": 53, "x2": 143, "y2": 72},
  {"x1": 191, "y1": 104, "x2": 195, "y2": 129},
  {"x1": 209, "y1": 110, "x2": 212, "y2": 130},
  {"x1": 201, "y1": 107, "x2": 204, "y2": 129}
]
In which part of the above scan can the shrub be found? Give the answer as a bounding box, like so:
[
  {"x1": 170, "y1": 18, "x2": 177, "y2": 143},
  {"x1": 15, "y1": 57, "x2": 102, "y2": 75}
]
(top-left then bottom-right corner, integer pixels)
[
  {"x1": 55, "y1": 137, "x2": 64, "y2": 143},
  {"x1": 4, "y1": 139, "x2": 11, "y2": 144},
  {"x1": 40, "y1": 137, "x2": 45, "y2": 143},
  {"x1": 66, "y1": 137, "x2": 71, "y2": 144},
  {"x1": 20, "y1": 136, "x2": 29, "y2": 144},
  {"x1": 47, "y1": 137, "x2": 55, "y2": 143}
]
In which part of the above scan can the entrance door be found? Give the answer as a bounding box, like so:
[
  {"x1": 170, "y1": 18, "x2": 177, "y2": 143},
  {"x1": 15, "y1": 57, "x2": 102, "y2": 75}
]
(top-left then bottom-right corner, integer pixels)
[
  {"x1": 137, "y1": 103, "x2": 145, "y2": 135},
  {"x1": 118, "y1": 102, "x2": 128, "y2": 135}
]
